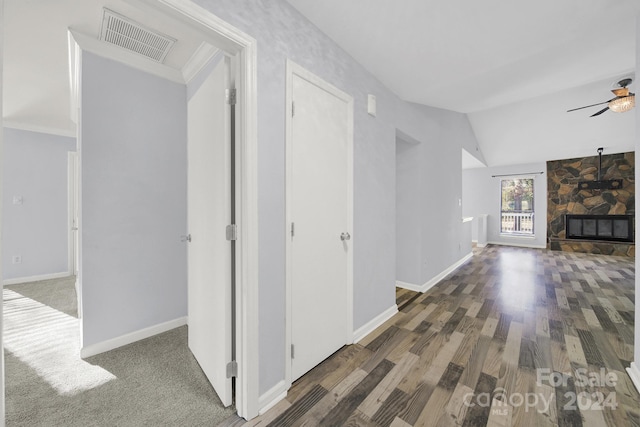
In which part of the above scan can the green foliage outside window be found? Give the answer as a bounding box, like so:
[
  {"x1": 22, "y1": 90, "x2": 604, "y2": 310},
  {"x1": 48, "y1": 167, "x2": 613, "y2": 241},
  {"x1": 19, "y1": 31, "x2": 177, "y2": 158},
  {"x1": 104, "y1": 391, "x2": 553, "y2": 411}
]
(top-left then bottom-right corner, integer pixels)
[{"x1": 501, "y1": 178, "x2": 534, "y2": 212}]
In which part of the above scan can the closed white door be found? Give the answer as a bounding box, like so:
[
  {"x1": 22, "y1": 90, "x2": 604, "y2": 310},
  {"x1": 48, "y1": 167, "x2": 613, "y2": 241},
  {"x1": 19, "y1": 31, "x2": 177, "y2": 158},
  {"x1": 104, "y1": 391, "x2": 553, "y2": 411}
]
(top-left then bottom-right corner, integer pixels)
[
  {"x1": 288, "y1": 64, "x2": 353, "y2": 381},
  {"x1": 187, "y1": 57, "x2": 233, "y2": 406}
]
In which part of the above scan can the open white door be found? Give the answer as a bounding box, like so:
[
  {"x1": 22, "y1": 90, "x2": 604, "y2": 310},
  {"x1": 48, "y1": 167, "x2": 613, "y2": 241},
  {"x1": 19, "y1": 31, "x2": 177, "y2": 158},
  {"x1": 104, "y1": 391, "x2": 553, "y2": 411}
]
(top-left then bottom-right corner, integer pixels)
[
  {"x1": 67, "y1": 152, "x2": 81, "y2": 318},
  {"x1": 187, "y1": 56, "x2": 233, "y2": 406}
]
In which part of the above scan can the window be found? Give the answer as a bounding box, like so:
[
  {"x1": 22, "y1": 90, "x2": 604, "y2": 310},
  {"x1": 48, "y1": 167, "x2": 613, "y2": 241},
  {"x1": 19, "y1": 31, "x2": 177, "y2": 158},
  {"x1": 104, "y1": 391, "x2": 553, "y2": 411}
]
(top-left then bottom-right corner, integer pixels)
[{"x1": 500, "y1": 178, "x2": 534, "y2": 235}]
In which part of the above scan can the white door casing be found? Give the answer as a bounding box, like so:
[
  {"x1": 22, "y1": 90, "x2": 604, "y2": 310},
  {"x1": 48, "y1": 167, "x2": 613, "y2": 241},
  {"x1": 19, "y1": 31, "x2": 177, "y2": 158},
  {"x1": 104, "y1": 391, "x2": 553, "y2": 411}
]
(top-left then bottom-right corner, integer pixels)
[
  {"x1": 187, "y1": 56, "x2": 233, "y2": 406},
  {"x1": 67, "y1": 152, "x2": 79, "y2": 277},
  {"x1": 68, "y1": 0, "x2": 260, "y2": 418},
  {"x1": 67, "y1": 151, "x2": 81, "y2": 318},
  {"x1": 285, "y1": 60, "x2": 354, "y2": 383}
]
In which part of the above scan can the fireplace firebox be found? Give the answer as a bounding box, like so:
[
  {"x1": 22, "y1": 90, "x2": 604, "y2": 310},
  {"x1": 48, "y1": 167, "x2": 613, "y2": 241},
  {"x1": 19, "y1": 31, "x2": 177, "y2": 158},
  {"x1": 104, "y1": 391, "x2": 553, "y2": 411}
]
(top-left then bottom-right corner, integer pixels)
[{"x1": 565, "y1": 214, "x2": 634, "y2": 243}]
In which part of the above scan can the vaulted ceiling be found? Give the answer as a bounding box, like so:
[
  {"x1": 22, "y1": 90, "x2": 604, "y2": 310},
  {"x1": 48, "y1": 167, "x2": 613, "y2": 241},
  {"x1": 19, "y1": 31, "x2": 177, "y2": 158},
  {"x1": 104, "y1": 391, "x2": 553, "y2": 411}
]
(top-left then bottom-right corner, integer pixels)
[
  {"x1": 286, "y1": 0, "x2": 640, "y2": 167},
  {"x1": 3, "y1": 1, "x2": 639, "y2": 167}
]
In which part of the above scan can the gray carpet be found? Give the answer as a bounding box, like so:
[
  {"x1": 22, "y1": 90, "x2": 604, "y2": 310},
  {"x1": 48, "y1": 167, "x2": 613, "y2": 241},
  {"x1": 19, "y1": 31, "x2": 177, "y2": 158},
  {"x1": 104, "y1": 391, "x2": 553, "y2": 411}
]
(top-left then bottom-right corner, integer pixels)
[
  {"x1": 4, "y1": 278, "x2": 235, "y2": 426},
  {"x1": 6, "y1": 276, "x2": 78, "y2": 317}
]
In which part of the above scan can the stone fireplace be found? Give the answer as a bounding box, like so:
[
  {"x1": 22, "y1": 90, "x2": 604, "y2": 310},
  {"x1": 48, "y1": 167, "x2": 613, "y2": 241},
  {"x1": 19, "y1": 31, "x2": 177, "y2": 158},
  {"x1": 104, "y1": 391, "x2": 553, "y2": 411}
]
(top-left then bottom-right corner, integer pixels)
[{"x1": 547, "y1": 152, "x2": 635, "y2": 256}]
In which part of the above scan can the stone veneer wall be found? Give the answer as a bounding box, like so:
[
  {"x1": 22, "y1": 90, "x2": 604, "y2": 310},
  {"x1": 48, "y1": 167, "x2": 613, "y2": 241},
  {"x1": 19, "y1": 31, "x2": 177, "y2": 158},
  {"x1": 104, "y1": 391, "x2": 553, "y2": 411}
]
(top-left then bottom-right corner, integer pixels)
[{"x1": 547, "y1": 152, "x2": 635, "y2": 256}]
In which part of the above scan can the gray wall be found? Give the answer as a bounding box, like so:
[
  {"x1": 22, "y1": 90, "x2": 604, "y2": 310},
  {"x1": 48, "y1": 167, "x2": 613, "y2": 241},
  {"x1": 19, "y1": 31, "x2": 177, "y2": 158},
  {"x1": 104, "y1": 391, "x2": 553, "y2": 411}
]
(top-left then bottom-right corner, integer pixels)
[
  {"x1": 80, "y1": 52, "x2": 188, "y2": 347},
  {"x1": 416, "y1": 107, "x2": 471, "y2": 283},
  {"x1": 194, "y1": 0, "x2": 481, "y2": 395},
  {"x1": 462, "y1": 162, "x2": 548, "y2": 248},
  {"x1": 395, "y1": 138, "x2": 421, "y2": 285},
  {"x1": 1, "y1": 128, "x2": 76, "y2": 280}
]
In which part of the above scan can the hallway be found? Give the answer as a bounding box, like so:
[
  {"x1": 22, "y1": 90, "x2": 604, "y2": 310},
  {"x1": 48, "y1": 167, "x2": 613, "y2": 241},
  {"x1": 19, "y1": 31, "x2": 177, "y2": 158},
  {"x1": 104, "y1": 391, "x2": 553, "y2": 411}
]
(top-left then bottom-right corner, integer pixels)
[{"x1": 229, "y1": 245, "x2": 637, "y2": 426}]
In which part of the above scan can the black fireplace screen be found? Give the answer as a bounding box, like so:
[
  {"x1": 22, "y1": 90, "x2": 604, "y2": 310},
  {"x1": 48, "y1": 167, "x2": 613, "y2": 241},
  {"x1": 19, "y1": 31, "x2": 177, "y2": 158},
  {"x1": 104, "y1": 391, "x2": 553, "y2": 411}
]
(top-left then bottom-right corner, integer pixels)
[{"x1": 565, "y1": 214, "x2": 634, "y2": 243}]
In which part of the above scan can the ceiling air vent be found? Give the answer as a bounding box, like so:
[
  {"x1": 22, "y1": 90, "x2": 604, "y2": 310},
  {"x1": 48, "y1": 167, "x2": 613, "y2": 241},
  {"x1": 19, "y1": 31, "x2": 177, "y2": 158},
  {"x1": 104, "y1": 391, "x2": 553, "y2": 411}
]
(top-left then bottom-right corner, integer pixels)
[{"x1": 100, "y1": 9, "x2": 176, "y2": 63}]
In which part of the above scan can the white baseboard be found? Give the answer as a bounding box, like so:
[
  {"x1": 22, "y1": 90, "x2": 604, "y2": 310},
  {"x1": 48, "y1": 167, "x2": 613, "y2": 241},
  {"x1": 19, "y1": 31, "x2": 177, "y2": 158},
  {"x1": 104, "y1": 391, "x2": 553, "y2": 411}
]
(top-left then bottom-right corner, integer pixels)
[
  {"x1": 421, "y1": 252, "x2": 474, "y2": 293},
  {"x1": 3, "y1": 271, "x2": 71, "y2": 286},
  {"x1": 397, "y1": 252, "x2": 473, "y2": 294},
  {"x1": 4, "y1": 121, "x2": 77, "y2": 138},
  {"x1": 395, "y1": 280, "x2": 423, "y2": 293},
  {"x1": 488, "y1": 240, "x2": 547, "y2": 249},
  {"x1": 258, "y1": 380, "x2": 287, "y2": 415},
  {"x1": 626, "y1": 363, "x2": 640, "y2": 394},
  {"x1": 353, "y1": 304, "x2": 398, "y2": 343},
  {"x1": 81, "y1": 316, "x2": 188, "y2": 358}
]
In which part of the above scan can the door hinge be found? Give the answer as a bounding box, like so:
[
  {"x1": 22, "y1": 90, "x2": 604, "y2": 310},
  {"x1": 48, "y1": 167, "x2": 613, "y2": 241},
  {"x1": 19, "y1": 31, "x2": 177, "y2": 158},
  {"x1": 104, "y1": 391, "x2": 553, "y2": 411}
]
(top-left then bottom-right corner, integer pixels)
[
  {"x1": 181, "y1": 234, "x2": 192, "y2": 243},
  {"x1": 291, "y1": 222, "x2": 295, "y2": 238},
  {"x1": 227, "y1": 88, "x2": 237, "y2": 105},
  {"x1": 292, "y1": 101, "x2": 295, "y2": 117},
  {"x1": 291, "y1": 344, "x2": 295, "y2": 359},
  {"x1": 226, "y1": 224, "x2": 238, "y2": 241},
  {"x1": 226, "y1": 361, "x2": 238, "y2": 378}
]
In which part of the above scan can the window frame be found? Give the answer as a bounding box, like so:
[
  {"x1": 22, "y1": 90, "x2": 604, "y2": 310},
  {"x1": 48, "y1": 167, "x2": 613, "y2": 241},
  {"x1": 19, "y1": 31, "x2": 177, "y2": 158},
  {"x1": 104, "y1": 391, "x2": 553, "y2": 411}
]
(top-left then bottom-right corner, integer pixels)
[{"x1": 499, "y1": 176, "x2": 536, "y2": 236}]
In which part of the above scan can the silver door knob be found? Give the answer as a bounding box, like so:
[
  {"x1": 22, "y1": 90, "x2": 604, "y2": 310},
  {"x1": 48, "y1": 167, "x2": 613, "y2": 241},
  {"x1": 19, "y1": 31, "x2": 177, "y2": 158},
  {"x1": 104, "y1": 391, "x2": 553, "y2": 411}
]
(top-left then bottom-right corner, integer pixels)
[{"x1": 340, "y1": 232, "x2": 351, "y2": 241}]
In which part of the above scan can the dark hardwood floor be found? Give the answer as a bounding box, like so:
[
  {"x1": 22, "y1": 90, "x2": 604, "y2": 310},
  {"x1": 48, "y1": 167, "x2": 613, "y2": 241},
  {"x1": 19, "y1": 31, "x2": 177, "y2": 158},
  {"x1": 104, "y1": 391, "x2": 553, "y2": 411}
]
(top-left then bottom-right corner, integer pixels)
[{"x1": 223, "y1": 245, "x2": 638, "y2": 426}]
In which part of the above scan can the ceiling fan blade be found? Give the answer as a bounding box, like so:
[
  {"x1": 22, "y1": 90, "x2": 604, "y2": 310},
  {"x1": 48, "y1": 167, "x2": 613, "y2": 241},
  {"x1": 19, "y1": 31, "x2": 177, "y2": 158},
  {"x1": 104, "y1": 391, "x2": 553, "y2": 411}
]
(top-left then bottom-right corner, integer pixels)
[
  {"x1": 567, "y1": 100, "x2": 610, "y2": 112},
  {"x1": 590, "y1": 106, "x2": 609, "y2": 117}
]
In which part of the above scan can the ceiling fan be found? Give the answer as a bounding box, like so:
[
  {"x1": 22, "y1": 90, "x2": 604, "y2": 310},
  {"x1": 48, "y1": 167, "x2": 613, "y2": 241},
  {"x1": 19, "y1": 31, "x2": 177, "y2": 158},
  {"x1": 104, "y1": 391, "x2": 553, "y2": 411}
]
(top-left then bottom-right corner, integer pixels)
[{"x1": 567, "y1": 78, "x2": 636, "y2": 117}]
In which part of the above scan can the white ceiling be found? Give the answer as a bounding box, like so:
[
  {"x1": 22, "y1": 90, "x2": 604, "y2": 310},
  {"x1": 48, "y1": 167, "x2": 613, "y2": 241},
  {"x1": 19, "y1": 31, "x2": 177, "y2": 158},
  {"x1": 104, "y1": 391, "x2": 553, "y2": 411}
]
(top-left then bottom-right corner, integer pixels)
[
  {"x1": 469, "y1": 77, "x2": 636, "y2": 166},
  {"x1": 286, "y1": 0, "x2": 640, "y2": 167},
  {"x1": 3, "y1": 1, "x2": 639, "y2": 167},
  {"x1": 3, "y1": 0, "x2": 213, "y2": 135}
]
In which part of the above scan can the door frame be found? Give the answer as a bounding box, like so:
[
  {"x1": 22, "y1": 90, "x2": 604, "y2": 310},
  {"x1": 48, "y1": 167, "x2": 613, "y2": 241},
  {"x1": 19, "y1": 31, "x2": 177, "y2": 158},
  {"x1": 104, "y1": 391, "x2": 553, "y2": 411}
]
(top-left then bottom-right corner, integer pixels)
[
  {"x1": 284, "y1": 59, "x2": 354, "y2": 389},
  {"x1": 68, "y1": 0, "x2": 259, "y2": 419},
  {"x1": 67, "y1": 151, "x2": 81, "y2": 319},
  {"x1": 67, "y1": 151, "x2": 79, "y2": 277}
]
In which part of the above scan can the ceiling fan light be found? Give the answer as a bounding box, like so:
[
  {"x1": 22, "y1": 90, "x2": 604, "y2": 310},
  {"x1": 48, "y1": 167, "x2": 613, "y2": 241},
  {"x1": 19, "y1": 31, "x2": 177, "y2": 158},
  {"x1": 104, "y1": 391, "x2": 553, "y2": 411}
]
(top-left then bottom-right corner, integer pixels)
[{"x1": 608, "y1": 95, "x2": 635, "y2": 113}]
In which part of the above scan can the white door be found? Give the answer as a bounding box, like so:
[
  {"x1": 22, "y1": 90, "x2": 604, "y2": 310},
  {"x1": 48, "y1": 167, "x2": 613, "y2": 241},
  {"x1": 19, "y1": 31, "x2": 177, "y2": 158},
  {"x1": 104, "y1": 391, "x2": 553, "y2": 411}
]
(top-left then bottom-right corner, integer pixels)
[
  {"x1": 288, "y1": 63, "x2": 353, "y2": 381},
  {"x1": 68, "y1": 151, "x2": 81, "y2": 317},
  {"x1": 187, "y1": 57, "x2": 233, "y2": 406}
]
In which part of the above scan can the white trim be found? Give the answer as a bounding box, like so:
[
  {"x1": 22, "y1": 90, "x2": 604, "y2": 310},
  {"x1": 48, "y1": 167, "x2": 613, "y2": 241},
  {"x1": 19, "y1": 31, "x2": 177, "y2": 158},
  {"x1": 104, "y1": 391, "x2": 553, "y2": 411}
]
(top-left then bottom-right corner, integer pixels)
[
  {"x1": 3, "y1": 272, "x2": 71, "y2": 286},
  {"x1": 397, "y1": 252, "x2": 473, "y2": 294},
  {"x1": 3, "y1": 121, "x2": 76, "y2": 138},
  {"x1": 258, "y1": 380, "x2": 288, "y2": 415},
  {"x1": 497, "y1": 234, "x2": 537, "y2": 239},
  {"x1": 353, "y1": 305, "x2": 398, "y2": 343},
  {"x1": 69, "y1": 33, "x2": 85, "y2": 340},
  {"x1": 487, "y1": 241, "x2": 547, "y2": 249},
  {"x1": 285, "y1": 59, "x2": 355, "y2": 389},
  {"x1": 80, "y1": 316, "x2": 187, "y2": 358},
  {"x1": 68, "y1": 30, "x2": 81, "y2": 126},
  {"x1": 68, "y1": 30, "x2": 185, "y2": 84},
  {"x1": 67, "y1": 152, "x2": 74, "y2": 276},
  {"x1": 626, "y1": 363, "x2": 640, "y2": 394},
  {"x1": 67, "y1": 152, "x2": 79, "y2": 277},
  {"x1": 147, "y1": 0, "x2": 260, "y2": 419},
  {"x1": 182, "y1": 42, "x2": 220, "y2": 83},
  {"x1": 70, "y1": 0, "x2": 260, "y2": 418},
  {"x1": 420, "y1": 253, "x2": 473, "y2": 293},
  {"x1": 395, "y1": 280, "x2": 423, "y2": 293}
]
